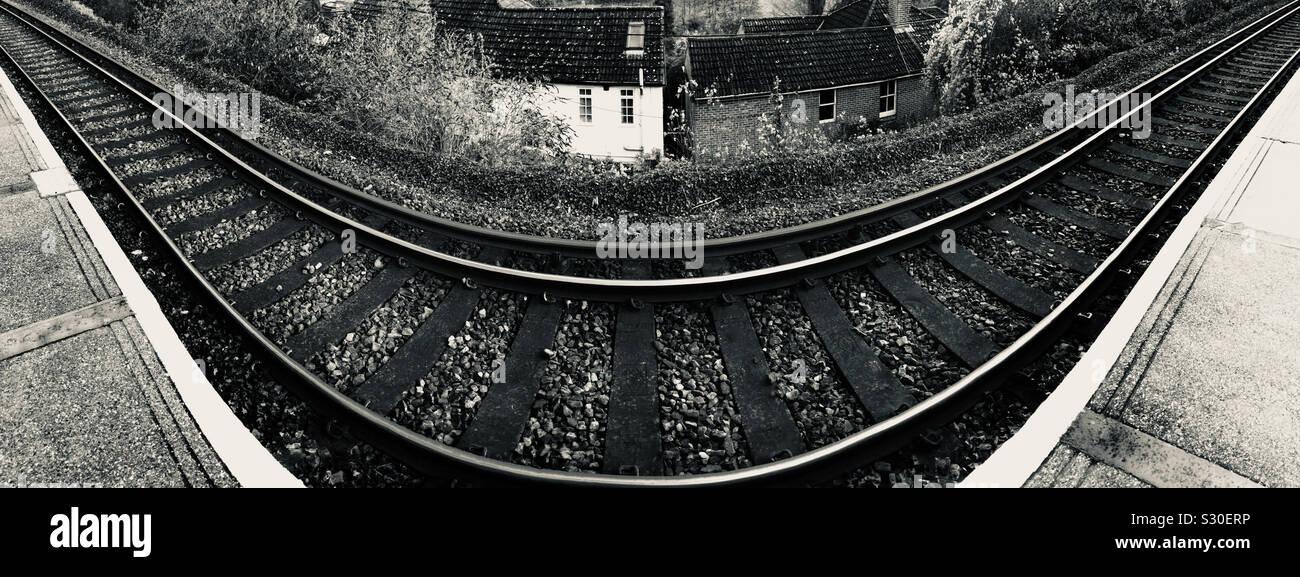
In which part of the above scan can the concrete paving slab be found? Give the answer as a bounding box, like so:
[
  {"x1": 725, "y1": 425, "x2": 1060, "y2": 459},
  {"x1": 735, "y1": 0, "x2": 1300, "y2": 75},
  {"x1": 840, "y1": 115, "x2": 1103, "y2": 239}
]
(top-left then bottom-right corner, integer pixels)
[
  {"x1": 1222, "y1": 142, "x2": 1300, "y2": 240},
  {"x1": 0, "y1": 295, "x2": 131, "y2": 360},
  {"x1": 1024, "y1": 443, "x2": 1153, "y2": 487},
  {"x1": 0, "y1": 93, "x2": 42, "y2": 190},
  {"x1": 31, "y1": 166, "x2": 78, "y2": 198},
  {"x1": 1255, "y1": 73, "x2": 1300, "y2": 144},
  {"x1": 1066, "y1": 411, "x2": 1260, "y2": 488},
  {"x1": 49, "y1": 193, "x2": 117, "y2": 300},
  {"x1": 1077, "y1": 461, "x2": 1149, "y2": 489},
  {"x1": 0, "y1": 133, "x2": 37, "y2": 190},
  {"x1": 1024, "y1": 444, "x2": 1077, "y2": 488},
  {"x1": 1050, "y1": 451, "x2": 1093, "y2": 488},
  {"x1": 117, "y1": 315, "x2": 235, "y2": 487},
  {"x1": 0, "y1": 190, "x2": 98, "y2": 334},
  {"x1": 0, "y1": 56, "x2": 296, "y2": 487},
  {"x1": 968, "y1": 33, "x2": 1300, "y2": 488},
  {"x1": 0, "y1": 326, "x2": 190, "y2": 487},
  {"x1": 1117, "y1": 232, "x2": 1300, "y2": 486}
]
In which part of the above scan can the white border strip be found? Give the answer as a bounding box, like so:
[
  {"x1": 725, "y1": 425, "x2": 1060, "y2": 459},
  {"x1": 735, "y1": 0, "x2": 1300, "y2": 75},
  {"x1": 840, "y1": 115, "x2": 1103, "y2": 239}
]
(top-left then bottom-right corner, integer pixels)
[
  {"x1": 961, "y1": 72, "x2": 1300, "y2": 488},
  {"x1": 0, "y1": 61, "x2": 302, "y2": 488}
]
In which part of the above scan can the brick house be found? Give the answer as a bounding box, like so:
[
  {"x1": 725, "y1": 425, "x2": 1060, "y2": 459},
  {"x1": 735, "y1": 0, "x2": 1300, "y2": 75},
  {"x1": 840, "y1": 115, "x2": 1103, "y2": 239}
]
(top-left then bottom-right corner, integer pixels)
[
  {"x1": 325, "y1": 0, "x2": 667, "y2": 163},
  {"x1": 684, "y1": 0, "x2": 945, "y2": 156}
]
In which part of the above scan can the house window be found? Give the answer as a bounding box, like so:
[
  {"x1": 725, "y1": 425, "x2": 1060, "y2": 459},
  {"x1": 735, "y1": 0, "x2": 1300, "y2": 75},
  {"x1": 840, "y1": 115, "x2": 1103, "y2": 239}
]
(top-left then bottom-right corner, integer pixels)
[
  {"x1": 620, "y1": 89, "x2": 635, "y2": 124},
  {"x1": 879, "y1": 80, "x2": 897, "y2": 117},
  {"x1": 626, "y1": 21, "x2": 645, "y2": 54},
  {"x1": 579, "y1": 89, "x2": 593, "y2": 123},
  {"x1": 818, "y1": 89, "x2": 836, "y2": 122}
]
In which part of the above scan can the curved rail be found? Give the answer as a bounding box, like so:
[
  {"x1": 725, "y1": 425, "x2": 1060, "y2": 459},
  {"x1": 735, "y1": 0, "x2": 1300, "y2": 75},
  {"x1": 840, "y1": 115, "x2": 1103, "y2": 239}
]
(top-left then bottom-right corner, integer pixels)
[
  {"x1": 0, "y1": 0, "x2": 1296, "y2": 485},
  {"x1": 2, "y1": 0, "x2": 1294, "y2": 260}
]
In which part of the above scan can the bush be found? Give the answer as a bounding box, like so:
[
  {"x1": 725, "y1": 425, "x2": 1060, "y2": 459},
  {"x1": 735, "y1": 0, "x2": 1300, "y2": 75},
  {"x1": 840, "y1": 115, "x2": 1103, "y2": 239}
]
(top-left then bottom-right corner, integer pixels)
[
  {"x1": 318, "y1": 10, "x2": 571, "y2": 164},
  {"x1": 11, "y1": 0, "x2": 1286, "y2": 221},
  {"x1": 683, "y1": 0, "x2": 756, "y2": 34},
  {"x1": 1178, "y1": 0, "x2": 1229, "y2": 25},
  {"x1": 142, "y1": 0, "x2": 328, "y2": 103},
  {"x1": 137, "y1": 0, "x2": 569, "y2": 165},
  {"x1": 926, "y1": 0, "x2": 1055, "y2": 113},
  {"x1": 926, "y1": 0, "x2": 1242, "y2": 113},
  {"x1": 87, "y1": 0, "x2": 1277, "y2": 218},
  {"x1": 73, "y1": 0, "x2": 138, "y2": 25}
]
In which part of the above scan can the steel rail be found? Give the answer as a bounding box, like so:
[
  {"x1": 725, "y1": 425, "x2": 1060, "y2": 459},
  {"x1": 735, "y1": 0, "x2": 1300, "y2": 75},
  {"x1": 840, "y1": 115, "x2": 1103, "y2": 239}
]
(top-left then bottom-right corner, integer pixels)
[
  {"x1": 2, "y1": 0, "x2": 1296, "y2": 259},
  {"x1": 2, "y1": 0, "x2": 1297, "y2": 305},
  {"x1": 0, "y1": 1, "x2": 1295, "y2": 485}
]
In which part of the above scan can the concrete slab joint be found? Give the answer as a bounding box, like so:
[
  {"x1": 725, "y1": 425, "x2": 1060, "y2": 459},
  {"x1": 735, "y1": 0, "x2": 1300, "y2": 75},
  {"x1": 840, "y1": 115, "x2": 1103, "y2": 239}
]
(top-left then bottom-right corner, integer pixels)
[
  {"x1": 966, "y1": 53, "x2": 1300, "y2": 489},
  {"x1": 0, "y1": 52, "x2": 301, "y2": 487},
  {"x1": 31, "y1": 166, "x2": 78, "y2": 197}
]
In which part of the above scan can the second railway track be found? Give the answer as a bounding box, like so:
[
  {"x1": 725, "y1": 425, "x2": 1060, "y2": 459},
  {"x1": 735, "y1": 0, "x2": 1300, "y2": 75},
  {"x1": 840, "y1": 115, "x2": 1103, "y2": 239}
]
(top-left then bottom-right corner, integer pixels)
[{"x1": 2, "y1": 0, "x2": 1299, "y2": 485}]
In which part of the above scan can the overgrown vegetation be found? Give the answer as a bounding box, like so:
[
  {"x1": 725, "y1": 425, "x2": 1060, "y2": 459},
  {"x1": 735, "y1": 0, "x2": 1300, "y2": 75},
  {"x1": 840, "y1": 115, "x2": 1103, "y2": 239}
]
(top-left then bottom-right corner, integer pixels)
[
  {"x1": 80, "y1": 0, "x2": 571, "y2": 165},
  {"x1": 927, "y1": 0, "x2": 1238, "y2": 113},
  {"x1": 680, "y1": 0, "x2": 759, "y2": 34},
  {"x1": 71, "y1": 0, "x2": 145, "y2": 25},
  {"x1": 12, "y1": 0, "x2": 1288, "y2": 233}
]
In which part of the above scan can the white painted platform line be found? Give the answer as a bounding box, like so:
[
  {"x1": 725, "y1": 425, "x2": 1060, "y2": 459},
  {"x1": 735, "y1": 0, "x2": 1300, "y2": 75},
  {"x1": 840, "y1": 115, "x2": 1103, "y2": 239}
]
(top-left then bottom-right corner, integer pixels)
[
  {"x1": 0, "y1": 61, "x2": 302, "y2": 487},
  {"x1": 962, "y1": 65, "x2": 1300, "y2": 489}
]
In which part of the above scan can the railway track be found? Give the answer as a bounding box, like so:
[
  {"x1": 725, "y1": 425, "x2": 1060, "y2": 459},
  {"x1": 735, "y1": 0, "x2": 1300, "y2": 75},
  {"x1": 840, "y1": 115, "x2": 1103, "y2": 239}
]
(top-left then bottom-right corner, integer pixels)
[{"x1": 1, "y1": 0, "x2": 1298, "y2": 485}]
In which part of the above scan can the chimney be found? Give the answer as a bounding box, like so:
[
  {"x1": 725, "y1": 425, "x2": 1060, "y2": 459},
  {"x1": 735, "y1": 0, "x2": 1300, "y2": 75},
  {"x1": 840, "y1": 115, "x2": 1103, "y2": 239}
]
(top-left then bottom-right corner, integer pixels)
[{"x1": 889, "y1": 0, "x2": 910, "y2": 31}]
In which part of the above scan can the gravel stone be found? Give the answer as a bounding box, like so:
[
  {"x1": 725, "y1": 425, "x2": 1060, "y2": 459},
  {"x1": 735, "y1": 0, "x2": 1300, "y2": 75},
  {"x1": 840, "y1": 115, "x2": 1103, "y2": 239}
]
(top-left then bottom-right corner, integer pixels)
[
  {"x1": 306, "y1": 271, "x2": 450, "y2": 394},
  {"x1": 655, "y1": 302, "x2": 752, "y2": 474},
  {"x1": 250, "y1": 248, "x2": 383, "y2": 343},
  {"x1": 207, "y1": 225, "x2": 334, "y2": 294},
  {"x1": 176, "y1": 204, "x2": 285, "y2": 258},
  {"x1": 896, "y1": 250, "x2": 1036, "y2": 347},
  {"x1": 958, "y1": 222, "x2": 1084, "y2": 301},
  {"x1": 1005, "y1": 203, "x2": 1117, "y2": 258},
  {"x1": 826, "y1": 270, "x2": 968, "y2": 399},
  {"x1": 511, "y1": 302, "x2": 614, "y2": 472},
  {"x1": 153, "y1": 183, "x2": 256, "y2": 227},
  {"x1": 395, "y1": 288, "x2": 527, "y2": 445},
  {"x1": 746, "y1": 288, "x2": 869, "y2": 446}
]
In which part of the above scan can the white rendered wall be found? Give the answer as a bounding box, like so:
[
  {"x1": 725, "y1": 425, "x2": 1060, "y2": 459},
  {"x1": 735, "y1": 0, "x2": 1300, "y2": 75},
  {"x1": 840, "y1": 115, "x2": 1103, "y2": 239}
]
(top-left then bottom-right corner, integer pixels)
[{"x1": 541, "y1": 83, "x2": 665, "y2": 163}]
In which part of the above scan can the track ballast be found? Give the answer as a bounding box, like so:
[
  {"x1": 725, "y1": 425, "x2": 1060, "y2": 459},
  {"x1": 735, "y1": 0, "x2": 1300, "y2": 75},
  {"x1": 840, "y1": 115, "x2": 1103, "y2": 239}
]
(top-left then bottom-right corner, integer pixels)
[{"x1": 1, "y1": 0, "x2": 1298, "y2": 485}]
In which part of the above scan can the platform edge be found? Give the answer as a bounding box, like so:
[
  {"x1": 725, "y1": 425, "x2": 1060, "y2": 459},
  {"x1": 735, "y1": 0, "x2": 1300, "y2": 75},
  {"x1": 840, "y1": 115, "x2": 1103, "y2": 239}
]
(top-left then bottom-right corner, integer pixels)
[
  {"x1": 962, "y1": 126, "x2": 1282, "y2": 488},
  {"x1": 0, "y1": 63, "x2": 303, "y2": 488}
]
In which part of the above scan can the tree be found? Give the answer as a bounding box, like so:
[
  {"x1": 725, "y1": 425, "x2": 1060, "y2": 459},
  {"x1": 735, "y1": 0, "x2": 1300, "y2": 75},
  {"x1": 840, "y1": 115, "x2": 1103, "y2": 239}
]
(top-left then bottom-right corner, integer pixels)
[{"x1": 926, "y1": 0, "x2": 1053, "y2": 114}]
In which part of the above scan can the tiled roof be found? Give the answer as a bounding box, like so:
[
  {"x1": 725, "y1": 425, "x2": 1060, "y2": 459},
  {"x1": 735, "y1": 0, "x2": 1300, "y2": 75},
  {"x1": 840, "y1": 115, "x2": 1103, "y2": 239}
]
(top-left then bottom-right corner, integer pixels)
[
  {"x1": 343, "y1": 0, "x2": 665, "y2": 86},
  {"x1": 909, "y1": 15, "x2": 944, "y2": 49},
  {"x1": 741, "y1": 15, "x2": 824, "y2": 35},
  {"x1": 822, "y1": 0, "x2": 892, "y2": 29},
  {"x1": 687, "y1": 26, "x2": 927, "y2": 98},
  {"x1": 740, "y1": 0, "x2": 946, "y2": 35},
  {"x1": 698, "y1": 1, "x2": 946, "y2": 98}
]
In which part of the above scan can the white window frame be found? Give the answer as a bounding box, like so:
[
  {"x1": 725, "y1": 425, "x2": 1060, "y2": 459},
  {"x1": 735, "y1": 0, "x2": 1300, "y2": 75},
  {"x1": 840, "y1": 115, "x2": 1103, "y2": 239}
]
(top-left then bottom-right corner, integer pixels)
[
  {"x1": 818, "y1": 89, "x2": 836, "y2": 123},
  {"x1": 620, "y1": 89, "x2": 635, "y2": 124},
  {"x1": 626, "y1": 21, "x2": 646, "y2": 54},
  {"x1": 578, "y1": 88, "x2": 593, "y2": 124},
  {"x1": 879, "y1": 80, "x2": 897, "y2": 118}
]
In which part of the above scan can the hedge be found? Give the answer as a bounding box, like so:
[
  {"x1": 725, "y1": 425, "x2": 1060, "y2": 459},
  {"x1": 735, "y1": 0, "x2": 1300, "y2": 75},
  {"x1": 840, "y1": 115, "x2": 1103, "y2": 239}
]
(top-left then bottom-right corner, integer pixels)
[{"x1": 11, "y1": 0, "x2": 1288, "y2": 225}]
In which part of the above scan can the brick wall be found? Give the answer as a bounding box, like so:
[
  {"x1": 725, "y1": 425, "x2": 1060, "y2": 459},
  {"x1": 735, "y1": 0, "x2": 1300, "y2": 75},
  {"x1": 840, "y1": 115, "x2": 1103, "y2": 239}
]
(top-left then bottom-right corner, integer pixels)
[
  {"x1": 835, "y1": 84, "x2": 879, "y2": 124},
  {"x1": 688, "y1": 75, "x2": 935, "y2": 156},
  {"x1": 891, "y1": 76, "x2": 935, "y2": 123},
  {"x1": 688, "y1": 95, "x2": 770, "y2": 156}
]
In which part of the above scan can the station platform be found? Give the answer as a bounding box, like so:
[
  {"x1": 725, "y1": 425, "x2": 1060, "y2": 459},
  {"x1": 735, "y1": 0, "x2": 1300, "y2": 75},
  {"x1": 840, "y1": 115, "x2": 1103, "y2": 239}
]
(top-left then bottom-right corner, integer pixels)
[
  {"x1": 0, "y1": 67, "x2": 299, "y2": 487},
  {"x1": 966, "y1": 66, "x2": 1300, "y2": 488}
]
